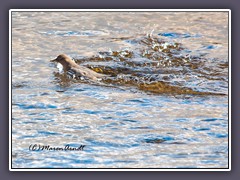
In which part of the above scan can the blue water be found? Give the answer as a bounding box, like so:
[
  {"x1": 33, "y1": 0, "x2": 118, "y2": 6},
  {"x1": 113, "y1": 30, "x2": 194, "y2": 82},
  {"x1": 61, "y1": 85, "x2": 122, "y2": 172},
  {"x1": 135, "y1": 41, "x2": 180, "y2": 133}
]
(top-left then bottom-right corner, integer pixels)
[
  {"x1": 11, "y1": 11, "x2": 229, "y2": 169},
  {"x1": 12, "y1": 85, "x2": 228, "y2": 168}
]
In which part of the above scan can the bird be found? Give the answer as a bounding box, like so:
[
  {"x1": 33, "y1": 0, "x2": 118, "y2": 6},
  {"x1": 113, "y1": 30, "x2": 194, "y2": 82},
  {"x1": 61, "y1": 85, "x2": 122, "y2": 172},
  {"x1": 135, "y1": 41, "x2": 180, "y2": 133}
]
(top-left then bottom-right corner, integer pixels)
[{"x1": 50, "y1": 54, "x2": 108, "y2": 81}]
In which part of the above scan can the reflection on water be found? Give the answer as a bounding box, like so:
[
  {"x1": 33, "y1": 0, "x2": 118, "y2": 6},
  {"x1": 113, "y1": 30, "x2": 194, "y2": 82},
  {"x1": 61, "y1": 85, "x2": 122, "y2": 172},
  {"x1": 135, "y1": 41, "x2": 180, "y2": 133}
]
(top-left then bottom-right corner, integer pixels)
[{"x1": 11, "y1": 11, "x2": 229, "y2": 169}]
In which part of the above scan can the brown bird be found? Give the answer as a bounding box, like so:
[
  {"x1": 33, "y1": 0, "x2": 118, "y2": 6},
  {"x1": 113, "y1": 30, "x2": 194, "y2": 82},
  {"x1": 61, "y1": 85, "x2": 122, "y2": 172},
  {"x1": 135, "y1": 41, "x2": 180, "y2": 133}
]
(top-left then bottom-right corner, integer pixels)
[{"x1": 51, "y1": 54, "x2": 108, "y2": 81}]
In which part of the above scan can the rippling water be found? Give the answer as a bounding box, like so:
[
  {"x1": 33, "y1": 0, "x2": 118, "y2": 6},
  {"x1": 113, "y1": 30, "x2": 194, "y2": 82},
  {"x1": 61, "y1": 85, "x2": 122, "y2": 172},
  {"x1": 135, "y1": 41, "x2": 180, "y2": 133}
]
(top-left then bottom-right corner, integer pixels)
[{"x1": 11, "y1": 11, "x2": 229, "y2": 169}]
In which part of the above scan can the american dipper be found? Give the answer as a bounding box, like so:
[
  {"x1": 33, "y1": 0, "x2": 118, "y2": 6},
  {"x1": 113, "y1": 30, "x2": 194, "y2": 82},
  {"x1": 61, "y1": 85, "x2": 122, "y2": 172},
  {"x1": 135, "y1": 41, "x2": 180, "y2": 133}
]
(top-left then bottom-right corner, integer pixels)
[{"x1": 51, "y1": 54, "x2": 108, "y2": 81}]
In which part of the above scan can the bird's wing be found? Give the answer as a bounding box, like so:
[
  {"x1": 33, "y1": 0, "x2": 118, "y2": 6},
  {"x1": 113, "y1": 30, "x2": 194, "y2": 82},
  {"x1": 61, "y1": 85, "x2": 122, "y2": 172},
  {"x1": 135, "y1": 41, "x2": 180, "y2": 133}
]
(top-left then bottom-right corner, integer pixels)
[{"x1": 70, "y1": 66, "x2": 109, "y2": 80}]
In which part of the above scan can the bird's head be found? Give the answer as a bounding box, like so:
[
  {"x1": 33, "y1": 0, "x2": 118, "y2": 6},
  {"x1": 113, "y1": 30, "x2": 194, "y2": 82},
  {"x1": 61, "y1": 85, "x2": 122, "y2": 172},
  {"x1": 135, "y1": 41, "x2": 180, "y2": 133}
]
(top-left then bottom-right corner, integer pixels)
[{"x1": 51, "y1": 54, "x2": 76, "y2": 71}]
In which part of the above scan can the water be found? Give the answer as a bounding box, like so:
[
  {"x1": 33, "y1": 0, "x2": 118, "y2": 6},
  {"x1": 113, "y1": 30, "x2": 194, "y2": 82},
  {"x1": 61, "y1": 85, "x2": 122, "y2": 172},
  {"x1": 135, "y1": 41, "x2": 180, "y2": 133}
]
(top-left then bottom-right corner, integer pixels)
[{"x1": 11, "y1": 11, "x2": 229, "y2": 169}]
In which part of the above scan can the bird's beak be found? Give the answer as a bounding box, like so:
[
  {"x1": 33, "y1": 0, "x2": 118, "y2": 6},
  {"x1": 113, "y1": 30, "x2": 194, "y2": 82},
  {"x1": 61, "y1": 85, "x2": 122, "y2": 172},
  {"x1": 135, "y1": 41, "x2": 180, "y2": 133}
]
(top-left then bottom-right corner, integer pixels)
[{"x1": 50, "y1": 58, "x2": 56, "y2": 62}]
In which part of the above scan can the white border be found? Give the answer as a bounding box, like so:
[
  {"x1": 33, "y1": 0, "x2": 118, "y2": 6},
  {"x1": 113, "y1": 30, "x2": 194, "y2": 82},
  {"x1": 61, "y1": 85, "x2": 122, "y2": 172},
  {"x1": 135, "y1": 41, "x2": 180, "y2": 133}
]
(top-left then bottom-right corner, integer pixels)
[
  {"x1": 228, "y1": 9, "x2": 231, "y2": 171},
  {"x1": 9, "y1": 9, "x2": 12, "y2": 171},
  {"x1": 9, "y1": 9, "x2": 231, "y2": 171},
  {"x1": 10, "y1": 9, "x2": 230, "y2": 11}
]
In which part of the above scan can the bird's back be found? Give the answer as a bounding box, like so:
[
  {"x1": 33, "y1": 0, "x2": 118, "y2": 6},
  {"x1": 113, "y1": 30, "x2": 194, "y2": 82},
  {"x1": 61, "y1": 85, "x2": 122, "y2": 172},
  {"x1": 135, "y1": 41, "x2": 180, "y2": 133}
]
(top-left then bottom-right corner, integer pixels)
[{"x1": 70, "y1": 65, "x2": 109, "y2": 80}]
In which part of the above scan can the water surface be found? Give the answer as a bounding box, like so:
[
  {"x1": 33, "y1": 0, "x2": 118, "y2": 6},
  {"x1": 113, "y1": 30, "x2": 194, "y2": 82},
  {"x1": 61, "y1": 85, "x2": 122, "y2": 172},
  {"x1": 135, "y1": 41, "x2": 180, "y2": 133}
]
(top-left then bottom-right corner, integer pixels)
[{"x1": 11, "y1": 11, "x2": 229, "y2": 169}]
